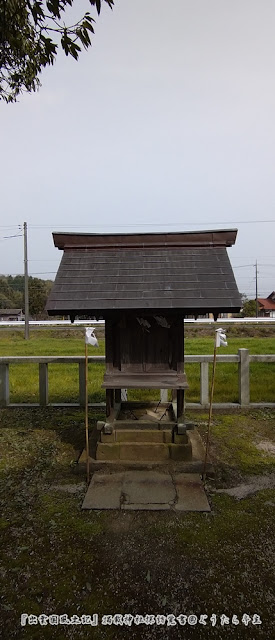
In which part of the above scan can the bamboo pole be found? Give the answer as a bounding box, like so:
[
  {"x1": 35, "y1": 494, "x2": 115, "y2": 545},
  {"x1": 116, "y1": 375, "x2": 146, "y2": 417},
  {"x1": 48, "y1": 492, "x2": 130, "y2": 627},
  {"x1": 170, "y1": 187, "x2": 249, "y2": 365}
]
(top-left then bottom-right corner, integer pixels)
[
  {"x1": 85, "y1": 342, "x2": 90, "y2": 483},
  {"x1": 202, "y1": 341, "x2": 217, "y2": 482}
]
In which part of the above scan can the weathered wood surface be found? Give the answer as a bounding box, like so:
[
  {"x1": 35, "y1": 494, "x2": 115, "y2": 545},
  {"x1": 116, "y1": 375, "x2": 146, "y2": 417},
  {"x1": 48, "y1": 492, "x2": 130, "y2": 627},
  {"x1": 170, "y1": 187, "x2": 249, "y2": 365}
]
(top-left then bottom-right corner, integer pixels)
[
  {"x1": 102, "y1": 373, "x2": 188, "y2": 389},
  {"x1": 105, "y1": 314, "x2": 185, "y2": 377}
]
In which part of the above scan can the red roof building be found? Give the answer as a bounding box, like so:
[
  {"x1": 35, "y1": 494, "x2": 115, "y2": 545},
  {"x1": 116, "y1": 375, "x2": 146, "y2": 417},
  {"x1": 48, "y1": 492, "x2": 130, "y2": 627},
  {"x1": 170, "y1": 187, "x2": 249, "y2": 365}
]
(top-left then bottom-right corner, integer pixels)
[{"x1": 258, "y1": 292, "x2": 275, "y2": 317}]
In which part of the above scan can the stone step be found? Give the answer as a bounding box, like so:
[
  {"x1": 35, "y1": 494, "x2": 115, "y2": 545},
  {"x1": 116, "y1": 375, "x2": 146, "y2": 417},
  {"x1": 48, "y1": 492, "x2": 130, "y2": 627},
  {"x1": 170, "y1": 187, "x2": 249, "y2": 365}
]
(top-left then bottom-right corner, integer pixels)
[
  {"x1": 117, "y1": 429, "x2": 171, "y2": 443},
  {"x1": 96, "y1": 441, "x2": 192, "y2": 462},
  {"x1": 101, "y1": 429, "x2": 179, "y2": 444}
]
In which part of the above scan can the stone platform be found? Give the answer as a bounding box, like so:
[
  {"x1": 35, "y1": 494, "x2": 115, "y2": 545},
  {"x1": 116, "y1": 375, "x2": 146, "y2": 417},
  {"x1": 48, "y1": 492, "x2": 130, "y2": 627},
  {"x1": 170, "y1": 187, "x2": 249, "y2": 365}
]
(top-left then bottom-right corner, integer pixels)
[
  {"x1": 93, "y1": 404, "x2": 200, "y2": 464},
  {"x1": 78, "y1": 427, "x2": 211, "y2": 474},
  {"x1": 82, "y1": 471, "x2": 211, "y2": 511},
  {"x1": 97, "y1": 428, "x2": 192, "y2": 462}
]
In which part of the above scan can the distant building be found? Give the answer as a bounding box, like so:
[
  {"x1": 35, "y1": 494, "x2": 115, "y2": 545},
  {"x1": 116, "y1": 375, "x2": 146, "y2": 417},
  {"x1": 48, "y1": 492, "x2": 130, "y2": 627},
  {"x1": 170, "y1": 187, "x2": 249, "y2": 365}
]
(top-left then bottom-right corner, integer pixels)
[
  {"x1": 185, "y1": 312, "x2": 233, "y2": 320},
  {"x1": 257, "y1": 292, "x2": 275, "y2": 318},
  {"x1": 0, "y1": 308, "x2": 24, "y2": 322}
]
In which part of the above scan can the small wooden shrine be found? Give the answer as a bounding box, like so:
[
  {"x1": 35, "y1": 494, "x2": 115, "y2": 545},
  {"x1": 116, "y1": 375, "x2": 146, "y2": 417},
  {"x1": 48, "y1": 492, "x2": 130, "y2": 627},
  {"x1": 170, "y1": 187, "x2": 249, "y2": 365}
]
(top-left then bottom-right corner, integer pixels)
[{"x1": 46, "y1": 230, "x2": 241, "y2": 462}]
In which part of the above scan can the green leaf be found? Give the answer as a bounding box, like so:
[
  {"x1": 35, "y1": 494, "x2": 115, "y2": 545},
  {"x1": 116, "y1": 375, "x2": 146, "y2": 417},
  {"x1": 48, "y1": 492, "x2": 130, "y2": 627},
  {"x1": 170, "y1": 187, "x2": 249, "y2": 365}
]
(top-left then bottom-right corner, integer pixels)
[
  {"x1": 30, "y1": 1, "x2": 45, "y2": 25},
  {"x1": 68, "y1": 42, "x2": 81, "y2": 61},
  {"x1": 89, "y1": 0, "x2": 101, "y2": 14},
  {"x1": 0, "y1": 0, "x2": 114, "y2": 102},
  {"x1": 46, "y1": 0, "x2": 62, "y2": 19}
]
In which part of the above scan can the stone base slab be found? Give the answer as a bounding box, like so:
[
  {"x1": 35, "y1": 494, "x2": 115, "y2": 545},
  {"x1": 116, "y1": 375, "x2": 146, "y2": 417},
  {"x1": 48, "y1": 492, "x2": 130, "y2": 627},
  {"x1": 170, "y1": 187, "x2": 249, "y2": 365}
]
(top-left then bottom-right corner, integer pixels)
[
  {"x1": 96, "y1": 441, "x2": 192, "y2": 462},
  {"x1": 82, "y1": 471, "x2": 211, "y2": 512}
]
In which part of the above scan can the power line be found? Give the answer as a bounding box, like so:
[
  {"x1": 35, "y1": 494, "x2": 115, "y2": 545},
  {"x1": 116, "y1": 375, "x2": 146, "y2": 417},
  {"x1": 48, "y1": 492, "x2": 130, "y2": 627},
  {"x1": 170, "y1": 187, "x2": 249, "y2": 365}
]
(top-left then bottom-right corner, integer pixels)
[
  {"x1": 28, "y1": 220, "x2": 275, "y2": 229},
  {"x1": 28, "y1": 260, "x2": 59, "y2": 263},
  {"x1": 2, "y1": 220, "x2": 275, "y2": 229},
  {"x1": 1, "y1": 233, "x2": 23, "y2": 239},
  {"x1": 233, "y1": 264, "x2": 254, "y2": 269},
  {"x1": 258, "y1": 264, "x2": 275, "y2": 268}
]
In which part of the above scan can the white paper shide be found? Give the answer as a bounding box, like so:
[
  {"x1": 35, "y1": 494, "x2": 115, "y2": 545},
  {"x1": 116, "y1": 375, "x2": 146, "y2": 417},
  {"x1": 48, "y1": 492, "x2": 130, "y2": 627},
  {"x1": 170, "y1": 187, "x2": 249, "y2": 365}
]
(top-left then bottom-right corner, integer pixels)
[
  {"x1": 215, "y1": 328, "x2": 228, "y2": 348},
  {"x1": 85, "y1": 327, "x2": 99, "y2": 347}
]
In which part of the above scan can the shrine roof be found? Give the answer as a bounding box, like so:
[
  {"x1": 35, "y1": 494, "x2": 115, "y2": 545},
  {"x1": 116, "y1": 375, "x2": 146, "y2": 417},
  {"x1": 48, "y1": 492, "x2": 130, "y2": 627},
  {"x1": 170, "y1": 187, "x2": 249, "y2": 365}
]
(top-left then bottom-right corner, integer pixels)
[{"x1": 46, "y1": 230, "x2": 241, "y2": 318}]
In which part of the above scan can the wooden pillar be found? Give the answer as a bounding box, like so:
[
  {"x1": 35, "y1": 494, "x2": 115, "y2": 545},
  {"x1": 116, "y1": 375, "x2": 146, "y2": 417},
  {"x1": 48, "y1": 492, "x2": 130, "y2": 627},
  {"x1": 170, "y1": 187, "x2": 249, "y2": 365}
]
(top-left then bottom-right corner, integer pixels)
[
  {"x1": 176, "y1": 389, "x2": 185, "y2": 422},
  {"x1": 106, "y1": 388, "x2": 114, "y2": 421},
  {"x1": 39, "y1": 363, "x2": 48, "y2": 406},
  {"x1": 175, "y1": 316, "x2": 185, "y2": 422},
  {"x1": 0, "y1": 364, "x2": 9, "y2": 407},
  {"x1": 114, "y1": 388, "x2": 121, "y2": 403}
]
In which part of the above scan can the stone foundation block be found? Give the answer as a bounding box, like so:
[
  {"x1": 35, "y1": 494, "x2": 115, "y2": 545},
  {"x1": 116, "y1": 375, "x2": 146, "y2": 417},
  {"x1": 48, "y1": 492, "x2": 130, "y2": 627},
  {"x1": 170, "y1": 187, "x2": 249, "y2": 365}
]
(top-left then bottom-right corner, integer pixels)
[
  {"x1": 163, "y1": 430, "x2": 173, "y2": 443},
  {"x1": 169, "y1": 443, "x2": 192, "y2": 461},
  {"x1": 116, "y1": 430, "x2": 164, "y2": 443},
  {"x1": 101, "y1": 432, "x2": 115, "y2": 443},
  {"x1": 119, "y1": 443, "x2": 170, "y2": 461},
  {"x1": 96, "y1": 443, "x2": 120, "y2": 460},
  {"x1": 174, "y1": 433, "x2": 188, "y2": 444}
]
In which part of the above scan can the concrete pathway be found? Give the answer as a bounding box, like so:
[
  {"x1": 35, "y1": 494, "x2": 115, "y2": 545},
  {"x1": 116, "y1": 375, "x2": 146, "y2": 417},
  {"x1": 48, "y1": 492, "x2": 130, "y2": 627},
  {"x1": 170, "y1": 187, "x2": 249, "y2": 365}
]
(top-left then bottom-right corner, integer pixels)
[{"x1": 82, "y1": 470, "x2": 210, "y2": 511}]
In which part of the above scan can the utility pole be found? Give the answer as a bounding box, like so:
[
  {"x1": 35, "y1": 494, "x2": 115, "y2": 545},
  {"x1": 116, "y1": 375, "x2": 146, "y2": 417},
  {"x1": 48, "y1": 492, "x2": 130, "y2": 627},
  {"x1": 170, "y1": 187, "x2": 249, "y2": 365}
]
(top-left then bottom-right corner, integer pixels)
[
  {"x1": 255, "y1": 260, "x2": 258, "y2": 318},
  {"x1": 24, "y1": 222, "x2": 29, "y2": 340}
]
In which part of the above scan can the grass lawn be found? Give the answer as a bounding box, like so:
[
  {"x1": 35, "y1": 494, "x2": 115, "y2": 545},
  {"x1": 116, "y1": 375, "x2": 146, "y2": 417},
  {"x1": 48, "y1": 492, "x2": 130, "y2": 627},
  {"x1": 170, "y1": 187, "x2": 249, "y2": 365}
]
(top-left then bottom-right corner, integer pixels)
[
  {"x1": 0, "y1": 328, "x2": 274, "y2": 404},
  {"x1": 0, "y1": 406, "x2": 275, "y2": 639}
]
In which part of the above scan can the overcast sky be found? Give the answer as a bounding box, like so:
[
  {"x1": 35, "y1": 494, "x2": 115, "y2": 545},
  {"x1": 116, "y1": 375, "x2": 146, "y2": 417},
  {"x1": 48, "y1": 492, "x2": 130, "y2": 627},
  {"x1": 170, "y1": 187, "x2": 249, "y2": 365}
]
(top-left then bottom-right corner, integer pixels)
[{"x1": 1, "y1": 0, "x2": 274, "y2": 299}]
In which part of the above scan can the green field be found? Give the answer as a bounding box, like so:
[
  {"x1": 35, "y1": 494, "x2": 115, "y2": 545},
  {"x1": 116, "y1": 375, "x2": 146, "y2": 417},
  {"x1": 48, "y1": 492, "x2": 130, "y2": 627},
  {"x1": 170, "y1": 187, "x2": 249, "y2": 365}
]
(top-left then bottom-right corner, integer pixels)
[{"x1": 0, "y1": 328, "x2": 274, "y2": 405}]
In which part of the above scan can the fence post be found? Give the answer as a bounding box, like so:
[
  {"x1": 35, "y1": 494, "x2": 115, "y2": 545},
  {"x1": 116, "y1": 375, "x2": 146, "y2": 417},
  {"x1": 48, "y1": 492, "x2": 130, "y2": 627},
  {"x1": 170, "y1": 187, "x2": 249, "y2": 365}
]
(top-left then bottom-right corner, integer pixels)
[
  {"x1": 200, "y1": 362, "x2": 209, "y2": 406},
  {"x1": 238, "y1": 348, "x2": 250, "y2": 406},
  {"x1": 0, "y1": 364, "x2": 9, "y2": 407},
  {"x1": 79, "y1": 361, "x2": 86, "y2": 407},
  {"x1": 39, "y1": 363, "x2": 49, "y2": 406}
]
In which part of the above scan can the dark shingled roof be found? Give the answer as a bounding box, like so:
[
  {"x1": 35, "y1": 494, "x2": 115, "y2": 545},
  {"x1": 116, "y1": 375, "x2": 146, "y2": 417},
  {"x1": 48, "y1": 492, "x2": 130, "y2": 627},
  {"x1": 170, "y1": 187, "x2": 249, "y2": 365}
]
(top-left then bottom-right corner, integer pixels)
[
  {"x1": 46, "y1": 230, "x2": 241, "y2": 317},
  {"x1": 0, "y1": 309, "x2": 23, "y2": 315}
]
